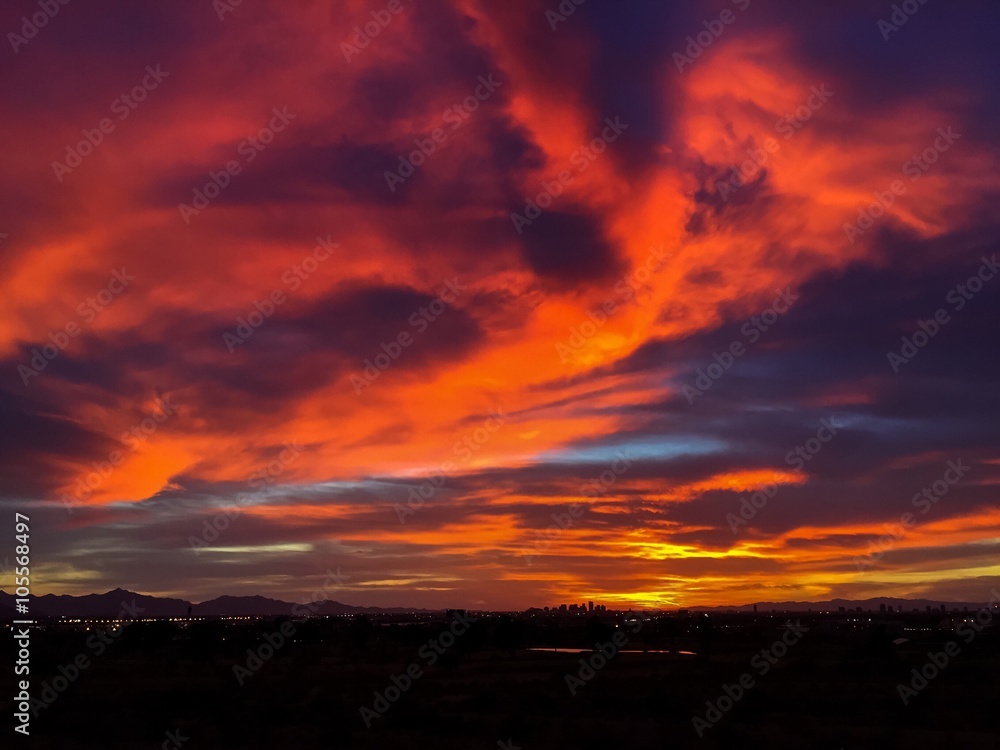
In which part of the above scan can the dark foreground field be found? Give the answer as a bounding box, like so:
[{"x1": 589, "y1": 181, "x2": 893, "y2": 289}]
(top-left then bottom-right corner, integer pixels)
[{"x1": 4, "y1": 612, "x2": 999, "y2": 749}]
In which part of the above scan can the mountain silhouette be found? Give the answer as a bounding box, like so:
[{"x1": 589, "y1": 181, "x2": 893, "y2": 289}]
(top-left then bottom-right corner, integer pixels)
[{"x1": 0, "y1": 588, "x2": 432, "y2": 619}]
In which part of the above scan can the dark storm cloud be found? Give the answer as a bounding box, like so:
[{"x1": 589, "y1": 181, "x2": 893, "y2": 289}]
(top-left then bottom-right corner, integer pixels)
[
  {"x1": 516, "y1": 209, "x2": 623, "y2": 285},
  {"x1": 0, "y1": 387, "x2": 114, "y2": 496}
]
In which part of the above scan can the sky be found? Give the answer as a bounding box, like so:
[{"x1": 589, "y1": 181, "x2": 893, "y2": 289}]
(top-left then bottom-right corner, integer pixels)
[{"x1": 1, "y1": 0, "x2": 998, "y2": 610}]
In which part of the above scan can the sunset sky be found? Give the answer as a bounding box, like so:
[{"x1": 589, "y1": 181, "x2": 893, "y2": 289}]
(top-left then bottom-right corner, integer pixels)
[{"x1": 2, "y1": 0, "x2": 999, "y2": 610}]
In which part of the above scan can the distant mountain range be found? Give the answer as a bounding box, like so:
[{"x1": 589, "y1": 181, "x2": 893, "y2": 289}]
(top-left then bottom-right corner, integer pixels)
[
  {"x1": 690, "y1": 596, "x2": 996, "y2": 613},
  {"x1": 0, "y1": 588, "x2": 433, "y2": 619},
  {"x1": 1, "y1": 589, "x2": 995, "y2": 620}
]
